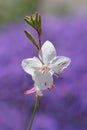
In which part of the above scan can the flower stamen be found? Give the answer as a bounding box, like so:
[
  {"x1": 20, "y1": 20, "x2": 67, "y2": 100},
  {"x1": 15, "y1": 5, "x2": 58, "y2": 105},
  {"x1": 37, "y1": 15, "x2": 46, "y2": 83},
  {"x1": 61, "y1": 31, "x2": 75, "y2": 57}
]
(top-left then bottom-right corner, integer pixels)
[{"x1": 41, "y1": 65, "x2": 48, "y2": 73}]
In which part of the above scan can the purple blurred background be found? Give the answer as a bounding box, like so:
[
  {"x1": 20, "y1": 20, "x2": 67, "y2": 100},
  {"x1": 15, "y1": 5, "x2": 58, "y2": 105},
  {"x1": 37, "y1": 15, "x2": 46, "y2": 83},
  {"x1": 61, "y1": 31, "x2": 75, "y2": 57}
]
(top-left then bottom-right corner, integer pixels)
[{"x1": 0, "y1": 15, "x2": 87, "y2": 130}]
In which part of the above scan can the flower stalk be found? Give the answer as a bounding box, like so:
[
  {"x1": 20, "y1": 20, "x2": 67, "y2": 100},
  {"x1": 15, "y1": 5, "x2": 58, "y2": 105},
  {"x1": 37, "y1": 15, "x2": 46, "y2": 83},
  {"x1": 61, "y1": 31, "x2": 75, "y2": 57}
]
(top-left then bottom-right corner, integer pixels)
[
  {"x1": 28, "y1": 95, "x2": 39, "y2": 130},
  {"x1": 24, "y1": 13, "x2": 42, "y2": 130},
  {"x1": 22, "y1": 12, "x2": 71, "y2": 130}
]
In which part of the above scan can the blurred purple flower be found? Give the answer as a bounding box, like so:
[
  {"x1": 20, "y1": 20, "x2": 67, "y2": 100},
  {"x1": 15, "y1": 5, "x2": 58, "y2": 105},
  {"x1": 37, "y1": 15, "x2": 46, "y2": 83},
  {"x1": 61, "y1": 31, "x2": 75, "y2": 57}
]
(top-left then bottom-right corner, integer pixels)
[{"x1": 0, "y1": 16, "x2": 87, "y2": 130}]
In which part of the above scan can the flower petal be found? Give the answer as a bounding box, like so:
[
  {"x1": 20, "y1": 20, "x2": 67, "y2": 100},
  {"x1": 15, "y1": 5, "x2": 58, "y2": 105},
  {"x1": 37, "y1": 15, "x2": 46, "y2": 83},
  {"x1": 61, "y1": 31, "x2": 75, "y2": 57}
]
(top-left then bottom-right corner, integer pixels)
[
  {"x1": 39, "y1": 40, "x2": 56, "y2": 64},
  {"x1": 21, "y1": 57, "x2": 42, "y2": 76},
  {"x1": 34, "y1": 71, "x2": 53, "y2": 91},
  {"x1": 24, "y1": 87, "x2": 35, "y2": 95},
  {"x1": 24, "y1": 86, "x2": 43, "y2": 96},
  {"x1": 49, "y1": 56, "x2": 71, "y2": 74}
]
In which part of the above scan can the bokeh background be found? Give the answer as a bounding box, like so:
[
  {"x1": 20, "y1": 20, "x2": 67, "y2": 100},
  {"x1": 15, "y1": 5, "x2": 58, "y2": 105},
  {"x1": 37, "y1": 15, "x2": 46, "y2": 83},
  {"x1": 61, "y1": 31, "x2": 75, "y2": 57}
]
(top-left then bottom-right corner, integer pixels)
[{"x1": 0, "y1": 0, "x2": 87, "y2": 130}]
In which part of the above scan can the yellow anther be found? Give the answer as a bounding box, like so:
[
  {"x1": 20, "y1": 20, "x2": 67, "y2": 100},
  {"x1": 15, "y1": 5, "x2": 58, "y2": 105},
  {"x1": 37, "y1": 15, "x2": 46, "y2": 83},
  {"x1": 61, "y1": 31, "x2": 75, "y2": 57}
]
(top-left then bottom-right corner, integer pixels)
[{"x1": 42, "y1": 65, "x2": 48, "y2": 71}]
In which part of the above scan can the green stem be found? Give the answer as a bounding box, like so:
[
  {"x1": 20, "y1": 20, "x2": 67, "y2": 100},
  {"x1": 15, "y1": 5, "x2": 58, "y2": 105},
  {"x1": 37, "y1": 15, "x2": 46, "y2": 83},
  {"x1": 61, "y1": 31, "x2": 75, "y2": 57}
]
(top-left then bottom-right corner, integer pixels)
[
  {"x1": 28, "y1": 95, "x2": 39, "y2": 130},
  {"x1": 36, "y1": 29, "x2": 42, "y2": 49}
]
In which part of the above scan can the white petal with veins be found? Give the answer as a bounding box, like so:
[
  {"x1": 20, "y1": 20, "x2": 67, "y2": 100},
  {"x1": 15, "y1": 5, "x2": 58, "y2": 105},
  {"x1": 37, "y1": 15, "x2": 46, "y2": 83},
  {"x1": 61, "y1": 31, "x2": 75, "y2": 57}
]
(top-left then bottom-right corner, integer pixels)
[
  {"x1": 21, "y1": 57, "x2": 42, "y2": 76},
  {"x1": 39, "y1": 40, "x2": 56, "y2": 64},
  {"x1": 34, "y1": 71, "x2": 53, "y2": 90},
  {"x1": 49, "y1": 56, "x2": 71, "y2": 74}
]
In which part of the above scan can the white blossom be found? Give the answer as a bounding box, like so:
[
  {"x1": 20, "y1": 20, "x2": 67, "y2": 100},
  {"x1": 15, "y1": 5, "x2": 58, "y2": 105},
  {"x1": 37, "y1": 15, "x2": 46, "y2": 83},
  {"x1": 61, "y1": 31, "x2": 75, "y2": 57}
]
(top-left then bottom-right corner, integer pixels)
[{"x1": 22, "y1": 40, "x2": 71, "y2": 96}]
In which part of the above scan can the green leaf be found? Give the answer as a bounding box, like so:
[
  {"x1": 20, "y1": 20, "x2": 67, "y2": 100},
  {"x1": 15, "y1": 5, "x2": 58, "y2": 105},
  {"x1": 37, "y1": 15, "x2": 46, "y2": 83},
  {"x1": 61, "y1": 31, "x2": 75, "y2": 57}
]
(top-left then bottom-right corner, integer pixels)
[
  {"x1": 24, "y1": 16, "x2": 34, "y2": 28},
  {"x1": 24, "y1": 13, "x2": 41, "y2": 32},
  {"x1": 39, "y1": 14, "x2": 41, "y2": 28},
  {"x1": 24, "y1": 30, "x2": 39, "y2": 50},
  {"x1": 36, "y1": 13, "x2": 38, "y2": 22},
  {"x1": 24, "y1": 13, "x2": 42, "y2": 49},
  {"x1": 35, "y1": 13, "x2": 42, "y2": 35}
]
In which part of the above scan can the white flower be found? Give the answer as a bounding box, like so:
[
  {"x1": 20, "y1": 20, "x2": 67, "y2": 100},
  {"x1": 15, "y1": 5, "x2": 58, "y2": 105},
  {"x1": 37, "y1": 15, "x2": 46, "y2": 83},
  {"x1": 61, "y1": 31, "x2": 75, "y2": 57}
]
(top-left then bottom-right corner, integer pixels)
[{"x1": 22, "y1": 40, "x2": 71, "y2": 96}]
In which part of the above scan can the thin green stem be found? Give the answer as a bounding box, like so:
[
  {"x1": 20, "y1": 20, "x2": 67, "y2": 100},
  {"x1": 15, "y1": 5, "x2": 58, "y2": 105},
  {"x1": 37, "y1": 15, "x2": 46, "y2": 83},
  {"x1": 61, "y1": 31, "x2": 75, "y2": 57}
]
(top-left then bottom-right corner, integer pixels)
[
  {"x1": 28, "y1": 95, "x2": 39, "y2": 130},
  {"x1": 36, "y1": 29, "x2": 42, "y2": 49}
]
